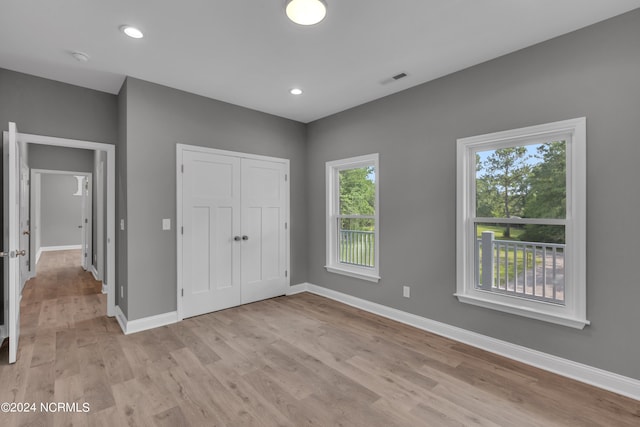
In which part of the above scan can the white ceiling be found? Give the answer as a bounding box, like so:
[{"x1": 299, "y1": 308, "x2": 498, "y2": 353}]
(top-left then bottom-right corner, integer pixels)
[{"x1": 2, "y1": 1, "x2": 639, "y2": 123}]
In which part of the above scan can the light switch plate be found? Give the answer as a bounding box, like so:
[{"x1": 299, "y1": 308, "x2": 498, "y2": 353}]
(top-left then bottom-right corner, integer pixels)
[
  {"x1": 403, "y1": 286, "x2": 411, "y2": 298},
  {"x1": 162, "y1": 218, "x2": 171, "y2": 230}
]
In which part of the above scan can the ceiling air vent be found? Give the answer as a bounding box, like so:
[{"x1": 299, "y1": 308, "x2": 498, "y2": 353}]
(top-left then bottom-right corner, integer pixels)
[{"x1": 380, "y1": 72, "x2": 409, "y2": 85}]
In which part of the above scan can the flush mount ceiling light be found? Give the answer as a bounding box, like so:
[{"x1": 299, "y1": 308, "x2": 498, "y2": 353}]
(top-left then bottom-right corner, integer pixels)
[
  {"x1": 286, "y1": 0, "x2": 327, "y2": 26},
  {"x1": 120, "y1": 25, "x2": 144, "y2": 39},
  {"x1": 290, "y1": 88, "x2": 303, "y2": 95}
]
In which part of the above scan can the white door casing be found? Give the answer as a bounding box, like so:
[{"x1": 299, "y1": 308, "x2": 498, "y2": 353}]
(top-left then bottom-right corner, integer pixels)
[
  {"x1": 177, "y1": 144, "x2": 290, "y2": 320},
  {"x1": 4, "y1": 122, "x2": 22, "y2": 364}
]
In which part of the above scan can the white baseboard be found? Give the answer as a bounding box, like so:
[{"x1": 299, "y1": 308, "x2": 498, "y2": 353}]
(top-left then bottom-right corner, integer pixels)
[
  {"x1": 115, "y1": 306, "x2": 178, "y2": 335},
  {"x1": 115, "y1": 306, "x2": 127, "y2": 334},
  {"x1": 40, "y1": 245, "x2": 82, "y2": 252},
  {"x1": 292, "y1": 282, "x2": 640, "y2": 401},
  {"x1": 90, "y1": 265, "x2": 100, "y2": 281},
  {"x1": 36, "y1": 248, "x2": 42, "y2": 264},
  {"x1": 286, "y1": 283, "x2": 308, "y2": 296}
]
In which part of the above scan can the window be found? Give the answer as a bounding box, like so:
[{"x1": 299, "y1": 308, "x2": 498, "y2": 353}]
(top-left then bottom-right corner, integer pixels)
[
  {"x1": 326, "y1": 153, "x2": 380, "y2": 282},
  {"x1": 456, "y1": 118, "x2": 587, "y2": 329}
]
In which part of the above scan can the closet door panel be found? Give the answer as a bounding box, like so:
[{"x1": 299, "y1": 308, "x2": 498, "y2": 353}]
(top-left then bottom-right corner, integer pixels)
[
  {"x1": 241, "y1": 158, "x2": 287, "y2": 304},
  {"x1": 182, "y1": 151, "x2": 241, "y2": 318}
]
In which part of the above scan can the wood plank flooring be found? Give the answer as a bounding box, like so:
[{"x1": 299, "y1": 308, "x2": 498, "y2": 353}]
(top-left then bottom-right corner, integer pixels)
[{"x1": 1, "y1": 250, "x2": 638, "y2": 426}]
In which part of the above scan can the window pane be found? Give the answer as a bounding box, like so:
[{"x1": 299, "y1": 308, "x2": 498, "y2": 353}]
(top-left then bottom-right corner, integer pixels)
[
  {"x1": 475, "y1": 222, "x2": 565, "y2": 305},
  {"x1": 339, "y1": 166, "x2": 376, "y2": 215},
  {"x1": 338, "y1": 218, "x2": 375, "y2": 268},
  {"x1": 475, "y1": 141, "x2": 566, "y2": 219}
]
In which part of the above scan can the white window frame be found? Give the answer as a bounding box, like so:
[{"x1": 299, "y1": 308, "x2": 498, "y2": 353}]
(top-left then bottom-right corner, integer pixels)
[
  {"x1": 325, "y1": 153, "x2": 380, "y2": 282},
  {"x1": 456, "y1": 118, "x2": 588, "y2": 329}
]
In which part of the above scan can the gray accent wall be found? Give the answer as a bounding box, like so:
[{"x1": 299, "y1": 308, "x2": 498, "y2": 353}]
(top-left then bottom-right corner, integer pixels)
[
  {"x1": 306, "y1": 10, "x2": 640, "y2": 380},
  {"x1": 40, "y1": 174, "x2": 83, "y2": 247},
  {"x1": 121, "y1": 78, "x2": 307, "y2": 320}
]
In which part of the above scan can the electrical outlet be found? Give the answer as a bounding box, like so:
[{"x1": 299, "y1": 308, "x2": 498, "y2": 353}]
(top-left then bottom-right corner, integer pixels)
[{"x1": 403, "y1": 286, "x2": 410, "y2": 298}]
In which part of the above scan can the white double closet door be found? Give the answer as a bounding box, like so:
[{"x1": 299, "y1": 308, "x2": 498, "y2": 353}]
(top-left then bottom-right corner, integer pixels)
[{"x1": 179, "y1": 146, "x2": 289, "y2": 319}]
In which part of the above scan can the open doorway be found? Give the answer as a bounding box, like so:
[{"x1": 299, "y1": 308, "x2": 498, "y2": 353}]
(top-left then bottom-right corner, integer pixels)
[
  {"x1": 21, "y1": 140, "x2": 114, "y2": 314},
  {"x1": 3, "y1": 125, "x2": 115, "y2": 364},
  {"x1": 30, "y1": 169, "x2": 93, "y2": 273}
]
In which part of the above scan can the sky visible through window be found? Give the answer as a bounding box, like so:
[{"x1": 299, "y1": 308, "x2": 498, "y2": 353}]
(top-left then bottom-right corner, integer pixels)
[{"x1": 476, "y1": 144, "x2": 543, "y2": 175}]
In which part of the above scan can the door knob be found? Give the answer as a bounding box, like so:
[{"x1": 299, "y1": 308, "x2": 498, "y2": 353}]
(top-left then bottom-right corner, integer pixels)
[
  {"x1": 23, "y1": 230, "x2": 30, "y2": 235},
  {"x1": 16, "y1": 250, "x2": 26, "y2": 256},
  {"x1": 234, "y1": 236, "x2": 241, "y2": 241},
  {"x1": 242, "y1": 235, "x2": 249, "y2": 241}
]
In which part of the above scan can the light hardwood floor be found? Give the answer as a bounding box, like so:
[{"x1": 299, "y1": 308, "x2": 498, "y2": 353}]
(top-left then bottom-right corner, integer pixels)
[{"x1": 1, "y1": 250, "x2": 638, "y2": 426}]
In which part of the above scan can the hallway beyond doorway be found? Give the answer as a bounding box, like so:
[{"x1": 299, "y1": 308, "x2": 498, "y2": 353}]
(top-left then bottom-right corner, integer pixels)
[{"x1": 27, "y1": 250, "x2": 102, "y2": 301}]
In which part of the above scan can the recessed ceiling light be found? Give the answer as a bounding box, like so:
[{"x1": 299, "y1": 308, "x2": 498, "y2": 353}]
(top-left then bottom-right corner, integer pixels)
[
  {"x1": 290, "y1": 88, "x2": 303, "y2": 95},
  {"x1": 120, "y1": 25, "x2": 144, "y2": 39},
  {"x1": 286, "y1": 0, "x2": 327, "y2": 26},
  {"x1": 71, "y1": 51, "x2": 90, "y2": 62}
]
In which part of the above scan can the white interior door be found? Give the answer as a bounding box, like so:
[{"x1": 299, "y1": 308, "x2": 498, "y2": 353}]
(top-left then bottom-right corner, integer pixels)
[
  {"x1": 80, "y1": 175, "x2": 92, "y2": 271},
  {"x1": 96, "y1": 159, "x2": 104, "y2": 280},
  {"x1": 181, "y1": 150, "x2": 241, "y2": 318},
  {"x1": 3, "y1": 122, "x2": 22, "y2": 364},
  {"x1": 19, "y1": 143, "x2": 30, "y2": 286},
  {"x1": 241, "y1": 158, "x2": 288, "y2": 304}
]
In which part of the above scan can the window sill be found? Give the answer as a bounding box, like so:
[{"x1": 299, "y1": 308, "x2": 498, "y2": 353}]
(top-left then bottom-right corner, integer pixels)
[
  {"x1": 325, "y1": 265, "x2": 380, "y2": 283},
  {"x1": 454, "y1": 292, "x2": 590, "y2": 329}
]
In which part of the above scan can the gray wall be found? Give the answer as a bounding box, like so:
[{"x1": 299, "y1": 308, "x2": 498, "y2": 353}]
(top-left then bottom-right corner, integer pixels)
[
  {"x1": 40, "y1": 174, "x2": 83, "y2": 247},
  {"x1": 28, "y1": 144, "x2": 94, "y2": 172},
  {"x1": 306, "y1": 10, "x2": 640, "y2": 380},
  {"x1": 0, "y1": 69, "x2": 118, "y2": 143},
  {"x1": 0, "y1": 69, "x2": 118, "y2": 327},
  {"x1": 116, "y1": 80, "x2": 128, "y2": 314},
  {"x1": 122, "y1": 78, "x2": 307, "y2": 320}
]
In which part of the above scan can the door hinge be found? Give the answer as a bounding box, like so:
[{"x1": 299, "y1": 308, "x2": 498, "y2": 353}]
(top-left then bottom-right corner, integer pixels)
[
  {"x1": 84, "y1": 252, "x2": 87, "y2": 258},
  {"x1": 181, "y1": 226, "x2": 184, "y2": 235},
  {"x1": 285, "y1": 222, "x2": 287, "y2": 230},
  {"x1": 285, "y1": 174, "x2": 288, "y2": 181},
  {"x1": 181, "y1": 289, "x2": 184, "y2": 297},
  {"x1": 285, "y1": 270, "x2": 288, "y2": 278},
  {"x1": 181, "y1": 164, "x2": 184, "y2": 173},
  {"x1": 85, "y1": 218, "x2": 88, "y2": 223}
]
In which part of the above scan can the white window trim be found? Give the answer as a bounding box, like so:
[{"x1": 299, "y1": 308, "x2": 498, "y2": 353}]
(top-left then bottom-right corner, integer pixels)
[
  {"x1": 325, "y1": 153, "x2": 380, "y2": 283},
  {"x1": 456, "y1": 118, "x2": 588, "y2": 329}
]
